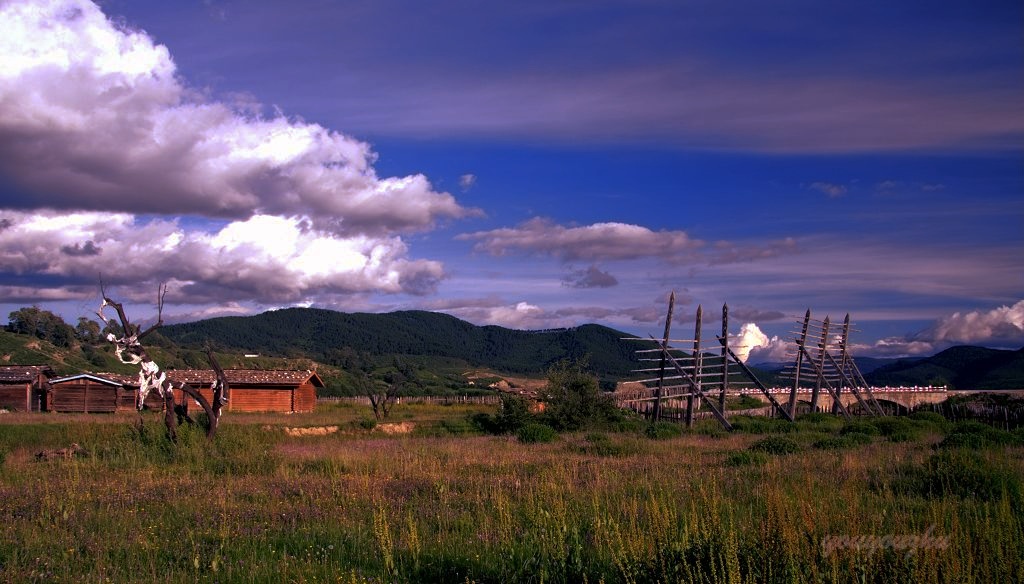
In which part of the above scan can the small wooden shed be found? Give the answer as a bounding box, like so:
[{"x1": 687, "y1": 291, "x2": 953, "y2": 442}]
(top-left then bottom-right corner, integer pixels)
[
  {"x1": 164, "y1": 369, "x2": 323, "y2": 413},
  {"x1": 0, "y1": 365, "x2": 54, "y2": 411},
  {"x1": 48, "y1": 373, "x2": 137, "y2": 413}
]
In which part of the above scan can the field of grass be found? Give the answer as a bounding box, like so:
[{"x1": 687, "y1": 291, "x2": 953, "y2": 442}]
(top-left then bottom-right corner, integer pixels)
[{"x1": 1, "y1": 404, "x2": 1022, "y2": 583}]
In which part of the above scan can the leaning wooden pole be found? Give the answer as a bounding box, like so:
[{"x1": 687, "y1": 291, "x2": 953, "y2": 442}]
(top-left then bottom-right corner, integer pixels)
[
  {"x1": 652, "y1": 336, "x2": 733, "y2": 431},
  {"x1": 653, "y1": 292, "x2": 675, "y2": 422},
  {"x1": 720, "y1": 303, "x2": 729, "y2": 411},
  {"x1": 788, "y1": 309, "x2": 811, "y2": 417},
  {"x1": 797, "y1": 344, "x2": 851, "y2": 419},
  {"x1": 809, "y1": 316, "x2": 830, "y2": 412},
  {"x1": 832, "y1": 315, "x2": 851, "y2": 415},
  {"x1": 686, "y1": 305, "x2": 702, "y2": 428},
  {"x1": 717, "y1": 337, "x2": 794, "y2": 422}
]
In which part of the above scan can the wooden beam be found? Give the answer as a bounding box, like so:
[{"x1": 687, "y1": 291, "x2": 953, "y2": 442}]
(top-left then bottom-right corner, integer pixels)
[
  {"x1": 653, "y1": 335, "x2": 733, "y2": 431},
  {"x1": 716, "y1": 336, "x2": 794, "y2": 422}
]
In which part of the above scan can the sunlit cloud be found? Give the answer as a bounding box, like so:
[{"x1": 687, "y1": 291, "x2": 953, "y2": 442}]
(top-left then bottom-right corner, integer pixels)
[
  {"x1": 459, "y1": 218, "x2": 702, "y2": 262},
  {"x1": 0, "y1": 0, "x2": 474, "y2": 236},
  {"x1": 0, "y1": 210, "x2": 445, "y2": 304}
]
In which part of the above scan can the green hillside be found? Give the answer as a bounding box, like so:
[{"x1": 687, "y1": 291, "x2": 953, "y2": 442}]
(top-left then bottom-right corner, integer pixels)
[
  {"x1": 865, "y1": 346, "x2": 1024, "y2": 390},
  {"x1": 159, "y1": 308, "x2": 642, "y2": 385}
]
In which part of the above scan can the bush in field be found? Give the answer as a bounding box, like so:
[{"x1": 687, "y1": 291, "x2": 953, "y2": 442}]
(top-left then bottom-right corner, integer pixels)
[
  {"x1": 938, "y1": 420, "x2": 1022, "y2": 449},
  {"x1": 909, "y1": 410, "x2": 951, "y2": 431},
  {"x1": 898, "y1": 450, "x2": 1023, "y2": 504},
  {"x1": 539, "y1": 358, "x2": 616, "y2": 431},
  {"x1": 798, "y1": 412, "x2": 838, "y2": 425},
  {"x1": 812, "y1": 432, "x2": 873, "y2": 450},
  {"x1": 644, "y1": 421, "x2": 683, "y2": 440},
  {"x1": 839, "y1": 421, "x2": 880, "y2": 437},
  {"x1": 731, "y1": 416, "x2": 797, "y2": 434},
  {"x1": 574, "y1": 432, "x2": 641, "y2": 457},
  {"x1": 494, "y1": 394, "x2": 533, "y2": 434},
  {"x1": 749, "y1": 436, "x2": 801, "y2": 455},
  {"x1": 516, "y1": 422, "x2": 558, "y2": 444},
  {"x1": 725, "y1": 450, "x2": 768, "y2": 466}
]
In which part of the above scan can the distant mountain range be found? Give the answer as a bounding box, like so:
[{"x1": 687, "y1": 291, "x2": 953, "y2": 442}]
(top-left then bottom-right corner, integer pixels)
[
  {"x1": 865, "y1": 346, "x2": 1024, "y2": 390},
  {"x1": 756, "y1": 346, "x2": 1024, "y2": 390},
  {"x1": 4, "y1": 307, "x2": 1022, "y2": 391},
  {"x1": 159, "y1": 308, "x2": 644, "y2": 386}
]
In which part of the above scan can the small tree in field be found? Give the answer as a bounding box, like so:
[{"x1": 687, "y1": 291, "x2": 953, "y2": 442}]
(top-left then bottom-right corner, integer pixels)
[
  {"x1": 539, "y1": 357, "x2": 616, "y2": 431},
  {"x1": 365, "y1": 371, "x2": 404, "y2": 421}
]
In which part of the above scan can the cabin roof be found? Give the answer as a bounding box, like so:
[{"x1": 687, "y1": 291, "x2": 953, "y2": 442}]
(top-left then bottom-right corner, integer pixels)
[
  {"x1": 0, "y1": 365, "x2": 55, "y2": 382},
  {"x1": 50, "y1": 373, "x2": 127, "y2": 387},
  {"x1": 165, "y1": 369, "x2": 324, "y2": 388}
]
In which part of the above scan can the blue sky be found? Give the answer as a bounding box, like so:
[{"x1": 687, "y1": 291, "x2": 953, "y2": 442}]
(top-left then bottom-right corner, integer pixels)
[{"x1": 0, "y1": 0, "x2": 1021, "y2": 360}]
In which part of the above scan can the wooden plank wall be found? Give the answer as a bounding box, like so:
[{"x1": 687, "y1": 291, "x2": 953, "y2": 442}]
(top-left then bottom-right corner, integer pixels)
[
  {"x1": 51, "y1": 380, "x2": 123, "y2": 413},
  {"x1": 169, "y1": 385, "x2": 308, "y2": 413},
  {"x1": 231, "y1": 388, "x2": 293, "y2": 412},
  {"x1": 293, "y1": 382, "x2": 317, "y2": 413},
  {"x1": 0, "y1": 383, "x2": 30, "y2": 411}
]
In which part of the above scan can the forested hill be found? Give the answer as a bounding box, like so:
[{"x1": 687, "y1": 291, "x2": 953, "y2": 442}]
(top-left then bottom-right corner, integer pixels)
[
  {"x1": 865, "y1": 346, "x2": 1024, "y2": 390},
  {"x1": 160, "y1": 308, "x2": 643, "y2": 381}
]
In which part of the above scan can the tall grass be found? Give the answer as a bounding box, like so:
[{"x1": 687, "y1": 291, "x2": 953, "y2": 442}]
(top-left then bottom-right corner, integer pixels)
[{"x1": 1, "y1": 405, "x2": 1021, "y2": 582}]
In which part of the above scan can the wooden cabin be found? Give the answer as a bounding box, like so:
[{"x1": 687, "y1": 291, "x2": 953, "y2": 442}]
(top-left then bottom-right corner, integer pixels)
[
  {"x1": 48, "y1": 373, "x2": 137, "y2": 413},
  {"x1": 0, "y1": 365, "x2": 54, "y2": 411},
  {"x1": 164, "y1": 369, "x2": 323, "y2": 413}
]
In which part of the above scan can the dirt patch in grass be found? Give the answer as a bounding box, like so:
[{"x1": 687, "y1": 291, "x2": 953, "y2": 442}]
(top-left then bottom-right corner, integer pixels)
[
  {"x1": 378, "y1": 422, "x2": 415, "y2": 434},
  {"x1": 283, "y1": 425, "x2": 339, "y2": 437}
]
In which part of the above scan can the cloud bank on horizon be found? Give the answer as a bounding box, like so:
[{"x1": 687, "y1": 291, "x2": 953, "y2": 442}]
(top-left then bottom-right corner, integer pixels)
[{"x1": 0, "y1": 0, "x2": 1021, "y2": 358}]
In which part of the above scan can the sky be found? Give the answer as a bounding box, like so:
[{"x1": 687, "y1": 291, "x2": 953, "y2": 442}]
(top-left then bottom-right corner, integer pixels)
[{"x1": 0, "y1": 0, "x2": 1022, "y2": 361}]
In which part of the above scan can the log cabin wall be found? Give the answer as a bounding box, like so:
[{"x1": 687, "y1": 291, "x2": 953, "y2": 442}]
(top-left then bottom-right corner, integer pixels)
[
  {"x1": 0, "y1": 366, "x2": 53, "y2": 411},
  {"x1": 164, "y1": 370, "x2": 322, "y2": 414},
  {"x1": 293, "y1": 381, "x2": 317, "y2": 413},
  {"x1": 173, "y1": 385, "x2": 291, "y2": 412},
  {"x1": 0, "y1": 382, "x2": 31, "y2": 411},
  {"x1": 50, "y1": 378, "x2": 123, "y2": 413}
]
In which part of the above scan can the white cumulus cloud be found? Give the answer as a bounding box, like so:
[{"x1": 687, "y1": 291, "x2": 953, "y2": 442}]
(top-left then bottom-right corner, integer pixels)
[
  {"x1": 0, "y1": 210, "x2": 445, "y2": 304},
  {"x1": 733, "y1": 322, "x2": 789, "y2": 363},
  {"x1": 0, "y1": 0, "x2": 473, "y2": 236}
]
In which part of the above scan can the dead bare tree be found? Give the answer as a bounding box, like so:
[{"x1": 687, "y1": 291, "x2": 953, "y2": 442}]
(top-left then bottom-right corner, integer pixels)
[{"x1": 96, "y1": 283, "x2": 222, "y2": 441}]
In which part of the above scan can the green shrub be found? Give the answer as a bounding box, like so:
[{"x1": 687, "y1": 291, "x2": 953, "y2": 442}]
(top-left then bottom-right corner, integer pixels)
[
  {"x1": 576, "y1": 433, "x2": 640, "y2": 457},
  {"x1": 612, "y1": 417, "x2": 646, "y2": 434},
  {"x1": 812, "y1": 436, "x2": 851, "y2": 450},
  {"x1": 798, "y1": 412, "x2": 837, "y2": 425},
  {"x1": 909, "y1": 410, "x2": 949, "y2": 429},
  {"x1": 516, "y1": 423, "x2": 558, "y2": 444},
  {"x1": 869, "y1": 416, "x2": 915, "y2": 437},
  {"x1": 539, "y1": 358, "x2": 616, "y2": 431},
  {"x1": 725, "y1": 451, "x2": 768, "y2": 466},
  {"x1": 732, "y1": 416, "x2": 797, "y2": 434},
  {"x1": 886, "y1": 431, "x2": 917, "y2": 443},
  {"x1": 749, "y1": 436, "x2": 801, "y2": 455},
  {"x1": 938, "y1": 421, "x2": 1022, "y2": 449},
  {"x1": 494, "y1": 394, "x2": 533, "y2": 434},
  {"x1": 839, "y1": 422, "x2": 880, "y2": 436},
  {"x1": 812, "y1": 431, "x2": 873, "y2": 450},
  {"x1": 908, "y1": 450, "x2": 1023, "y2": 503},
  {"x1": 358, "y1": 418, "x2": 377, "y2": 430},
  {"x1": 644, "y1": 421, "x2": 683, "y2": 440}
]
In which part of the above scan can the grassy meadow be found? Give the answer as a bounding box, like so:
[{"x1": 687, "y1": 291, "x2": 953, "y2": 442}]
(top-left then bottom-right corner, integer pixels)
[{"x1": 0, "y1": 403, "x2": 1022, "y2": 583}]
